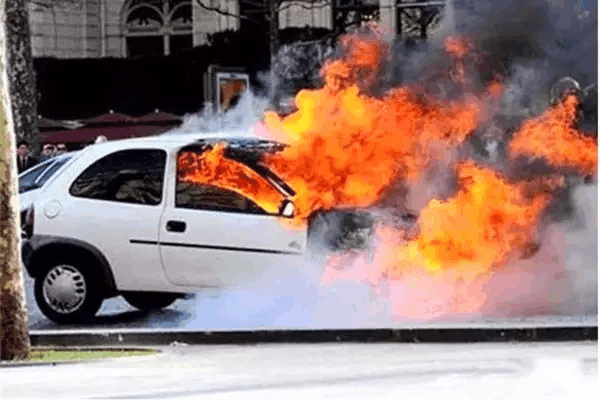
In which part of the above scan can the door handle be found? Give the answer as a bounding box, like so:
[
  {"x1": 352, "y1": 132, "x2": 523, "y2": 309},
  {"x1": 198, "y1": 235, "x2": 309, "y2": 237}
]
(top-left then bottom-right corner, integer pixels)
[{"x1": 166, "y1": 220, "x2": 186, "y2": 233}]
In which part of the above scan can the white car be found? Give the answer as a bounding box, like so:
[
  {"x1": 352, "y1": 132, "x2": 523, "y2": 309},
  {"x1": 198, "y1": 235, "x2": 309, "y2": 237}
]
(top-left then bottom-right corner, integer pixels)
[{"x1": 21, "y1": 133, "x2": 374, "y2": 324}]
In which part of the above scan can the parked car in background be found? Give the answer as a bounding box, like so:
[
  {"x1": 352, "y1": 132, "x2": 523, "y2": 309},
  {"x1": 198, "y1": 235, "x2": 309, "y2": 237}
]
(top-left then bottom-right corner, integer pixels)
[
  {"x1": 19, "y1": 152, "x2": 76, "y2": 224},
  {"x1": 20, "y1": 132, "x2": 374, "y2": 324}
]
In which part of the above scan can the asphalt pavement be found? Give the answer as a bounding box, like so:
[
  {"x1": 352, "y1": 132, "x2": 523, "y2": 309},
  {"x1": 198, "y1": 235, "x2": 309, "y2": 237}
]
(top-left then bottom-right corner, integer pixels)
[
  {"x1": 16, "y1": 255, "x2": 599, "y2": 400},
  {"x1": 1, "y1": 342, "x2": 597, "y2": 399},
  {"x1": 25, "y1": 271, "x2": 599, "y2": 332}
]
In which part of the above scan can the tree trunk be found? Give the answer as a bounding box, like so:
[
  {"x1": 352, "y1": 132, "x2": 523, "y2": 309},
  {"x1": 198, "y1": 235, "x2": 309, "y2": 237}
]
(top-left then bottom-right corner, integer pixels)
[
  {"x1": 419, "y1": 12, "x2": 428, "y2": 40},
  {"x1": 0, "y1": 0, "x2": 31, "y2": 361},
  {"x1": 4, "y1": 0, "x2": 39, "y2": 154}
]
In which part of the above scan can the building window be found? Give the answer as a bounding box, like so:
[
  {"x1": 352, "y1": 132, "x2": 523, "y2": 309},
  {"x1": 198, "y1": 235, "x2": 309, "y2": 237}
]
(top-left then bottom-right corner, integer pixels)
[
  {"x1": 333, "y1": 0, "x2": 380, "y2": 35},
  {"x1": 123, "y1": 0, "x2": 193, "y2": 57},
  {"x1": 239, "y1": 0, "x2": 269, "y2": 32},
  {"x1": 396, "y1": 1, "x2": 445, "y2": 42}
]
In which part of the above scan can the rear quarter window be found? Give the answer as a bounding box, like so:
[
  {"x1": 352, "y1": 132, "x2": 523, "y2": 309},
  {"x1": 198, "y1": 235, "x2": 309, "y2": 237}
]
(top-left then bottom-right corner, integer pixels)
[{"x1": 69, "y1": 149, "x2": 167, "y2": 206}]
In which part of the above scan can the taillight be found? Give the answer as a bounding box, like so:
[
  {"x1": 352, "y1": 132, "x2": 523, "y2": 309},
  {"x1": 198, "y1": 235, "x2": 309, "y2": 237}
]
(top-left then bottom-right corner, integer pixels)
[{"x1": 22, "y1": 206, "x2": 34, "y2": 239}]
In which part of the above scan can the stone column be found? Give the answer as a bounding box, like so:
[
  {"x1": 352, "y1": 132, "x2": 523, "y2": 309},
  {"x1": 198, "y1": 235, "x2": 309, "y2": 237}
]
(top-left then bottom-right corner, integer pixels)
[{"x1": 379, "y1": 0, "x2": 397, "y2": 37}]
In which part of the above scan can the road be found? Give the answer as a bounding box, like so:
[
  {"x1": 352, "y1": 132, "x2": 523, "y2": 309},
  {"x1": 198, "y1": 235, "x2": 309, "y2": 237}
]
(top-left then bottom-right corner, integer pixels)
[
  {"x1": 1, "y1": 342, "x2": 597, "y2": 399},
  {"x1": 25, "y1": 270, "x2": 598, "y2": 332}
]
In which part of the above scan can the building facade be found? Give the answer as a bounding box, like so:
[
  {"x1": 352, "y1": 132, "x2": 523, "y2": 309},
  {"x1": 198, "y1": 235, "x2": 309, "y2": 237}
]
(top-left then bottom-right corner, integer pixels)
[
  {"x1": 28, "y1": 0, "x2": 401, "y2": 59},
  {"x1": 29, "y1": 0, "x2": 236, "y2": 58}
]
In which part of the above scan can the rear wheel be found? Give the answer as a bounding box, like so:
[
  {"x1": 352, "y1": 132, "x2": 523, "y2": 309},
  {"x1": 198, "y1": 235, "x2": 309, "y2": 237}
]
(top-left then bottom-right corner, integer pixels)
[
  {"x1": 122, "y1": 292, "x2": 179, "y2": 311},
  {"x1": 34, "y1": 258, "x2": 104, "y2": 324}
]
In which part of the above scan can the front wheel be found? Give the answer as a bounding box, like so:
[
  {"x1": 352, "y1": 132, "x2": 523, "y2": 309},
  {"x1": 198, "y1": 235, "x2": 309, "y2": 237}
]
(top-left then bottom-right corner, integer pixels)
[
  {"x1": 34, "y1": 260, "x2": 104, "y2": 324},
  {"x1": 122, "y1": 292, "x2": 179, "y2": 311}
]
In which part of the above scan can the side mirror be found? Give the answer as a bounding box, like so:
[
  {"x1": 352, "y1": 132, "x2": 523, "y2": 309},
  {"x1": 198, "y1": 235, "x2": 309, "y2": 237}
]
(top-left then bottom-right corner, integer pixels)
[
  {"x1": 279, "y1": 199, "x2": 295, "y2": 218},
  {"x1": 549, "y1": 76, "x2": 580, "y2": 104}
]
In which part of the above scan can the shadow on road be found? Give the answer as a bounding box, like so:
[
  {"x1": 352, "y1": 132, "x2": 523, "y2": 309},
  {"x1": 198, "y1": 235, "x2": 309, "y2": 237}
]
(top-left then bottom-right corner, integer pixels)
[{"x1": 30, "y1": 307, "x2": 191, "y2": 331}]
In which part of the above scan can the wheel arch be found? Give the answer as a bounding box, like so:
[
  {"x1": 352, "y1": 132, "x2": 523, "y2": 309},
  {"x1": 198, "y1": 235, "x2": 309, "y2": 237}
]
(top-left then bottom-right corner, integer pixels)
[
  {"x1": 306, "y1": 209, "x2": 376, "y2": 251},
  {"x1": 25, "y1": 235, "x2": 118, "y2": 297}
]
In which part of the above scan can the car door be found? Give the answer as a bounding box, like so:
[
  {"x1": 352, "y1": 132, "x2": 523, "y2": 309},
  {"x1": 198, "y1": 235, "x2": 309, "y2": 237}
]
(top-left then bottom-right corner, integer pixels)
[
  {"x1": 46, "y1": 148, "x2": 170, "y2": 292},
  {"x1": 159, "y1": 156, "x2": 308, "y2": 288}
]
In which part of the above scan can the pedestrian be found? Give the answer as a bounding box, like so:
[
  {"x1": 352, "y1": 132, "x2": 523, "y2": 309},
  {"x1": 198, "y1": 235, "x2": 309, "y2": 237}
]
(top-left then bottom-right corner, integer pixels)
[
  {"x1": 16, "y1": 140, "x2": 39, "y2": 173},
  {"x1": 56, "y1": 143, "x2": 67, "y2": 155},
  {"x1": 41, "y1": 143, "x2": 56, "y2": 161},
  {"x1": 95, "y1": 135, "x2": 108, "y2": 144}
]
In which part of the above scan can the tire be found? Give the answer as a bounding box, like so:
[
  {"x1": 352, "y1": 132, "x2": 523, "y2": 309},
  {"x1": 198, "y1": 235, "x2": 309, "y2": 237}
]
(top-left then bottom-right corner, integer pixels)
[
  {"x1": 34, "y1": 257, "x2": 104, "y2": 324},
  {"x1": 307, "y1": 211, "x2": 375, "y2": 254},
  {"x1": 306, "y1": 213, "x2": 332, "y2": 265},
  {"x1": 122, "y1": 292, "x2": 179, "y2": 311}
]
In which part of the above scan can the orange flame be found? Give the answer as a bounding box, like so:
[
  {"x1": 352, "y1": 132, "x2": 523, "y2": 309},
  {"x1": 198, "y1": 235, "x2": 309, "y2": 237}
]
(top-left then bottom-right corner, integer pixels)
[
  {"x1": 443, "y1": 36, "x2": 480, "y2": 86},
  {"x1": 261, "y1": 34, "x2": 498, "y2": 221},
  {"x1": 325, "y1": 163, "x2": 557, "y2": 281},
  {"x1": 443, "y1": 36, "x2": 473, "y2": 59},
  {"x1": 177, "y1": 144, "x2": 285, "y2": 214},
  {"x1": 325, "y1": 164, "x2": 562, "y2": 278},
  {"x1": 322, "y1": 163, "x2": 564, "y2": 319},
  {"x1": 262, "y1": 87, "x2": 483, "y2": 221},
  {"x1": 508, "y1": 93, "x2": 598, "y2": 176},
  {"x1": 391, "y1": 163, "x2": 557, "y2": 276}
]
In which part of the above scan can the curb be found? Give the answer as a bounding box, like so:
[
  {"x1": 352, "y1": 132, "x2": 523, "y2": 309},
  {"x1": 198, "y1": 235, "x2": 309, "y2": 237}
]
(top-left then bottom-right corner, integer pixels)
[
  {"x1": 0, "y1": 346, "x2": 159, "y2": 369},
  {"x1": 29, "y1": 326, "x2": 598, "y2": 347}
]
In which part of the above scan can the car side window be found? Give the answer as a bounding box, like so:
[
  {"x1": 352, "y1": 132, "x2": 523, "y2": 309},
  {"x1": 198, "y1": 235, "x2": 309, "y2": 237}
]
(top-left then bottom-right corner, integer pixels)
[
  {"x1": 70, "y1": 149, "x2": 166, "y2": 206},
  {"x1": 176, "y1": 182, "x2": 268, "y2": 215},
  {"x1": 175, "y1": 149, "x2": 268, "y2": 215}
]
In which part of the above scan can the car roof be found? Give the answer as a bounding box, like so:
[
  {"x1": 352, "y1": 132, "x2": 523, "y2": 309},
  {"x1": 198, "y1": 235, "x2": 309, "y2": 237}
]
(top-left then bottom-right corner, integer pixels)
[{"x1": 87, "y1": 129, "x2": 283, "y2": 152}]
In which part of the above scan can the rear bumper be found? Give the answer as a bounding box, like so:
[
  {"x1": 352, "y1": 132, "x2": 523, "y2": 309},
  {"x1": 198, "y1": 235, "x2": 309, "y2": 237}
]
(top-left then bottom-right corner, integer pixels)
[
  {"x1": 21, "y1": 239, "x2": 35, "y2": 277},
  {"x1": 20, "y1": 235, "x2": 65, "y2": 277}
]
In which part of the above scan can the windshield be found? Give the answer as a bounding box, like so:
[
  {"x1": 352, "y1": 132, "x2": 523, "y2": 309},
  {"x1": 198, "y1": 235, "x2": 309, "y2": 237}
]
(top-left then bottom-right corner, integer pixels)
[{"x1": 19, "y1": 155, "x2": 72, "y2": 194}]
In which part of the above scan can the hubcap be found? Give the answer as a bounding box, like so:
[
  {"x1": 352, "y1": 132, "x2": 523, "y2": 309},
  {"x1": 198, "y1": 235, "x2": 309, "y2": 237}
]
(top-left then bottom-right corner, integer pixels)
[{"x1": 42, "y1": 265, "x2": 86, "y2": 314}]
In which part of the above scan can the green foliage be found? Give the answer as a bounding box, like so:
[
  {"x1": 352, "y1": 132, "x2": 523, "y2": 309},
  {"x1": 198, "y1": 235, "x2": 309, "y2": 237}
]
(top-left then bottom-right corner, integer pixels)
[{"x1": 27, "y1": 348, "x2": 157, "y2": 362}]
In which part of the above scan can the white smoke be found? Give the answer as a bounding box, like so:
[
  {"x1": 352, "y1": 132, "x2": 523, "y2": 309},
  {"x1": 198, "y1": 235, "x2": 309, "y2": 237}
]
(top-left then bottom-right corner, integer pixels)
[
  {"x1": 163, "y1": 40, "x2": 335, "y2": 138},
  {"x1": 256, "y1": 39, "x2": 336, "y2": 109},
  {"x1": 501, "y1": 62, "x2": 551, "y2": 117},
  {"x1": 165, "y1": 90, "x2": 271, "y2": 136},
  {"x1": 550, "y1": 182, "x2": 598, "y2": 315},
  {"x1": 174, "y1": 256, "x2": 401, "y2": 330}
]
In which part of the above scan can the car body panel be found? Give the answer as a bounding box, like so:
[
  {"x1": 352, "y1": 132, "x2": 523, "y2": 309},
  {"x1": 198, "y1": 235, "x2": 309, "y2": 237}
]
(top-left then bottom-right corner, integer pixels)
[
  {"x1": 158, "y1": 208, "x2": 306, "y2": 287},
  {"x1": 41, "y1": 196, "x2": 170, "y2": 292},
  {"x1": 158, "y1": 142, "x2": 307, "y2": 288}
]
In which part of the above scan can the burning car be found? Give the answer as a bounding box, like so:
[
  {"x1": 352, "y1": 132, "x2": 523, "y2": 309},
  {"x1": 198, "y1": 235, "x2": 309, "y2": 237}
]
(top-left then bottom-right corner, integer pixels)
[
  {"x1": 21, "y1": 132, "x2": 375, "y2": 324},
  {"x1": 24, "y1": 25, "x2": 597, "y2": 326}
]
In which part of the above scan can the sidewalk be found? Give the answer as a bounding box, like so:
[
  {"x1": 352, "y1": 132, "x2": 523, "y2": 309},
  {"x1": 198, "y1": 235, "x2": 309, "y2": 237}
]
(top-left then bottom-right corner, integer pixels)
[{"x1": 0, "y1": 341, "x2": 597, "y2": 399}]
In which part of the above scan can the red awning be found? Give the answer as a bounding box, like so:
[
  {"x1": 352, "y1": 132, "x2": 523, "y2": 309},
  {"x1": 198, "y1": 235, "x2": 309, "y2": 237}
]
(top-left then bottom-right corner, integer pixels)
[
  {"x1": 83, "y1": 112, "x2": 136, "y2": 125},
  {"x1": 41, "y1": 124, "x2": 174, "y2": 144},
  {"x1": 42, "y1": 126, "x2": 133, "y2": 143},
  {"x1": 38, "y1": 116, "x2": 84, "y2": 131},
  {"x1": 39, "y1": 110, "x2": 182, "y2": 144},
  {"x1": 135, "y1": 110, "x2": 183, "y2": 124},
  {"x1": 38, "y1": 117, "x2": 68, "y2": 131},
  {"x1": 129, "y1": 125, "x2": 174, "y2": 136}
]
